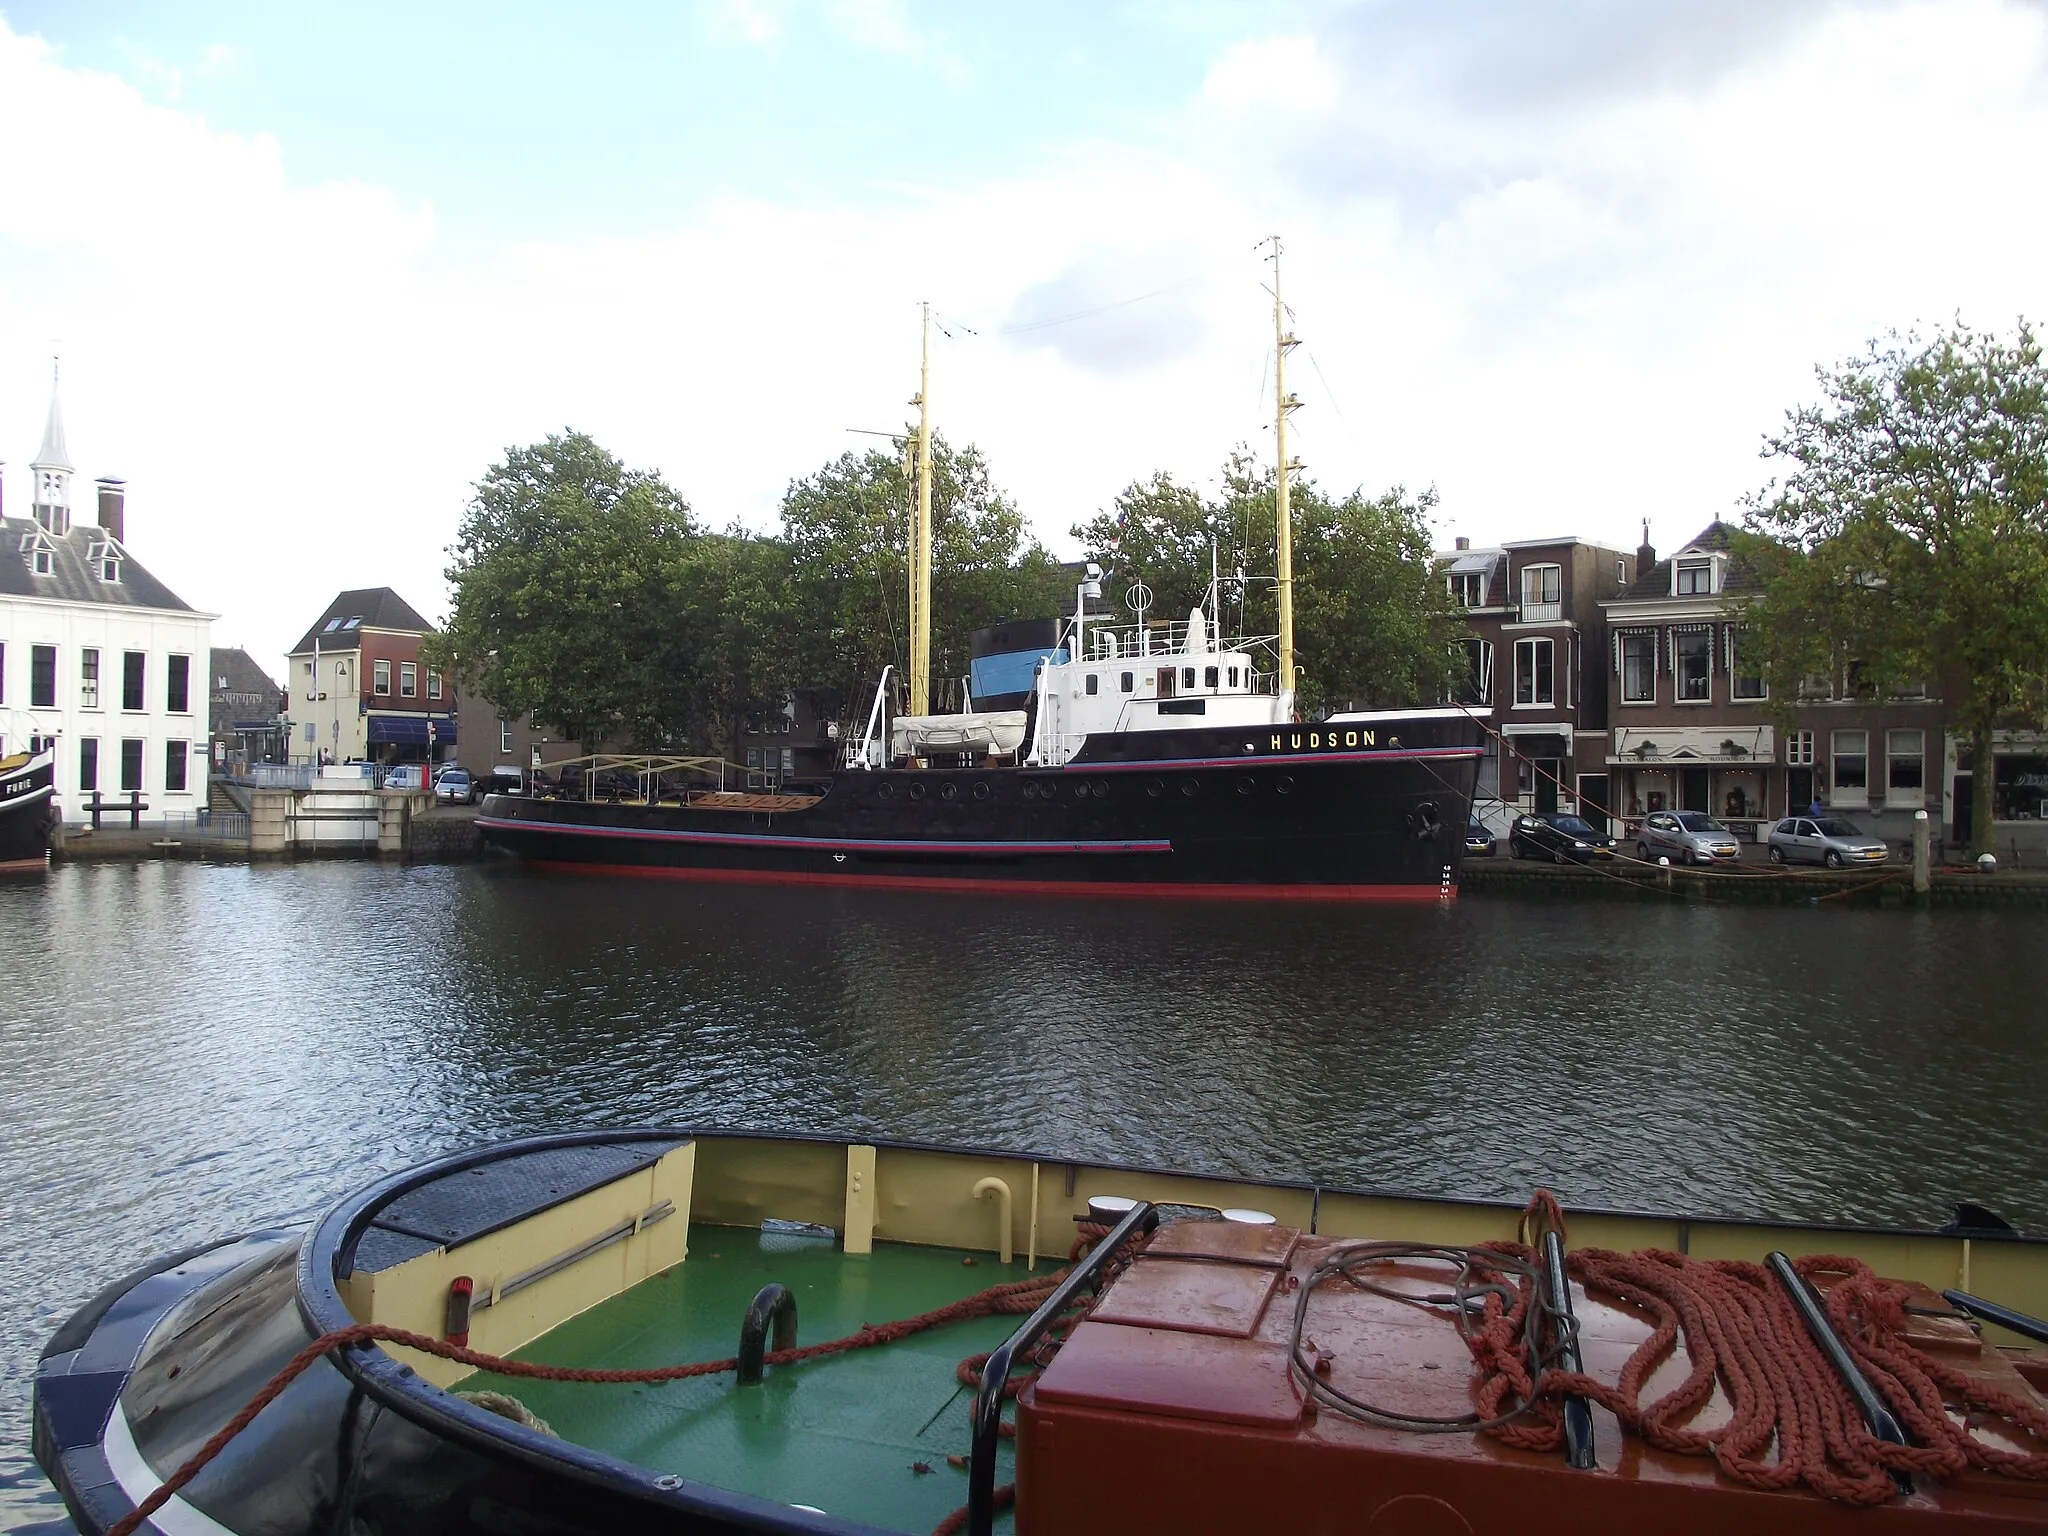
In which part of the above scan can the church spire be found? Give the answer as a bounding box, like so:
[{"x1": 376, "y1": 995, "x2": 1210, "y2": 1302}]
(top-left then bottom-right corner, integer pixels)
[{"x1": 31, "y1": 359, "x2": 73, "y2": 535}]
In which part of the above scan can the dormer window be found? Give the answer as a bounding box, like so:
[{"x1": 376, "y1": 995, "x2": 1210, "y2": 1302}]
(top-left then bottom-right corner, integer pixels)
[
  {"x1": 1450, "y1": 572, "x2": 1486, "y2": 606},
  {"x1": 98, "y1": 557, "x2": 121, "y2": 582},
  {"x1": 20, "y1": 531, "x2": 55, "y2": 577},
  {"x1": 344, "y1": 617, "x2": 363, "y2": 630},
  {"x1": 323, "y1": 617, "x2": 343, "y2": 633},
  {"x1": 31, "y1": 549, "x2": 52, "y2": 576},
  {"x1": 87, "y1": 538, "x2": 121, "y2": 584},
  {"x1": 1674, "y1": 557, "x2": 1716, "y2": 596}
]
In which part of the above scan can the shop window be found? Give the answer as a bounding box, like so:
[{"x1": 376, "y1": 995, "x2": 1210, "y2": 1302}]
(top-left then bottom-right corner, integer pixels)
[
  {"x1": 1831, "y1": 730, "x2": 1868, "y2": 799},
  {"x1": 1994, "y1": 756, "x2": 2048, "y2": 821},
  {"x1": 1675, "y1": 630, "x2": 1711, "y2": 701},
  {"x1": 1514, "y1": 638, "x2": 1553, "y2": 706},
  {"x1": 1619, "y1": 633, "x2": 1655, "y2": 703}
]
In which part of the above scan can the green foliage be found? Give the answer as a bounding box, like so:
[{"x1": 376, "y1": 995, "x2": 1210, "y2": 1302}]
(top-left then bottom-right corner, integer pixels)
[
  {"x1": 1734, "y1": 320, "x2": 2048, "y2": 851},
  {"x1": 778, "y1": 436, "x2": 1069, "y2": 714},
  {"x1": 1072, "y1": 450, "x2": 1460, "y2": 714}
]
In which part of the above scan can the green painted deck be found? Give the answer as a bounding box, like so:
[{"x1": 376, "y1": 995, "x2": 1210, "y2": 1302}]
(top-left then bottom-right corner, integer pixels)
[{"x1": 466, "y1": 1224, "x2": 1024, "y2": 1533}]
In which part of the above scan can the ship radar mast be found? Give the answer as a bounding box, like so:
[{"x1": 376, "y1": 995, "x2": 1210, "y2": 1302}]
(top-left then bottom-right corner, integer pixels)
[{"x1": 1266, "y1": 235, "x2": 1302, "y2": 708}]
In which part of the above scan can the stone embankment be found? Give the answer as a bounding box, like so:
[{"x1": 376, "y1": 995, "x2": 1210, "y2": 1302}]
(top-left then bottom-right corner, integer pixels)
[{"x1": 1460, "y1": 857, "x2": 2048, "y2": 907}]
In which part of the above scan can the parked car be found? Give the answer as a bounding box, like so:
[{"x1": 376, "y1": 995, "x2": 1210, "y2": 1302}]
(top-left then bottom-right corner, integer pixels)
[
  {"x1": 1767, "y1": 816, "x2": 1889, "y2": 868},
  {"x1": 382, "y1": 764, "x2": 424, "y2": 790},
  {"x1": 1465, "y1": 818, "x2": 1496, "y2": 857},
  {"x1": 434, "y1": 768, "x2": 476, "y2": 805},
  {"x1": 1510, "y1": 813, "x2": 1616, "y2": 863},
  {"x1": 476, "y1": 767, "x2": 527, "y2": 798},
  {"x1": 1635, "y1": 810, "x2": 1742, "y2": 865}
]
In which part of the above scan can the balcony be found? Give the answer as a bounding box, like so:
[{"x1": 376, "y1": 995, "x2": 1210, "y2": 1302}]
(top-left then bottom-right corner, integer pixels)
[{"x1": 1520, "y1": 601, "x2": 1562, "y2": 623}]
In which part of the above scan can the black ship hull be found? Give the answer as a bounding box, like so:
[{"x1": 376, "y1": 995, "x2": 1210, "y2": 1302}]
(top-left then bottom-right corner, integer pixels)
[
  {"x1": 0, "y1": 749, "x2": 55, "y2": 871},
  {"x1": 477, "y1": 713, "x2": 1484, "y2": 900}
]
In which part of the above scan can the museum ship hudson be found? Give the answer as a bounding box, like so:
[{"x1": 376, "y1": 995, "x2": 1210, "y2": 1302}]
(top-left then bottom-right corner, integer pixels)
[{"x1": 476, "y1": 243, "x2": 1484, "y2": 899}]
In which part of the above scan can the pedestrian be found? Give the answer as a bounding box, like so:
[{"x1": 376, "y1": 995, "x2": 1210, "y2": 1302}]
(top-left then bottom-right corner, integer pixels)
[{"x1": 1806, "y1": 796, "x2": 1823, "y2": 818}]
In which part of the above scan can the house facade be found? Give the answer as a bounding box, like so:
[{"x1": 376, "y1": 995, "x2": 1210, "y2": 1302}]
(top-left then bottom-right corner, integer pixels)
[
  {"x1": 285, "y1": 589, "x2": 456, "y2": 768},
  {"x1": 209, "y1": 647, "x2": 284, "y2": 772},
  {"x1": 1443, "y1": 533, "x2": 1638, "y2": 828},
  {"x1": 0, "y1": 380, "x2": 214, "y2": 821},
  {"x1": 1599, "y1": 522, "x2": 1945, "y2": 846}
]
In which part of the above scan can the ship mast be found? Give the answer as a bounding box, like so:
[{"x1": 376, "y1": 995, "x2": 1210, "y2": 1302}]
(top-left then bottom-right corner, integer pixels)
[
  {"x1": 1268, "y1": 236, "x2": 1301, "y2": 704},
  {"x1": 907, "y1": 302, "x2": 935, "y2": 718}
]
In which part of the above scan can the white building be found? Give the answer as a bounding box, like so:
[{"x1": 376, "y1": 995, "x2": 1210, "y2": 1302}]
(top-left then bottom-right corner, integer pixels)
[{"x1": 0, "y1": 375, "x2": 215, "y2": 822}]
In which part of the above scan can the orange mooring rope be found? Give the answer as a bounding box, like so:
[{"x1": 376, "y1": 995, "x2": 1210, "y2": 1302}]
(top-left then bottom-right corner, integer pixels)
[{"x1": 1458, "y1": 1194, "x2": 2048, "y2": 1504}]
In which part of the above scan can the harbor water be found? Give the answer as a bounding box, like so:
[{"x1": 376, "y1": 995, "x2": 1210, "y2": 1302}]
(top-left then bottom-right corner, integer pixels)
[{"x1": 3, "y1": 859, "x2": 2046, "y2": 1529}]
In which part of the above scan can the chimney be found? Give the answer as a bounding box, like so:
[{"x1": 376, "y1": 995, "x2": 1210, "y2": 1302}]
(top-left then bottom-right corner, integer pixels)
[
  {"x1": 1636, "y1": 518, "x2": 1655, "y2": 574},
  {"x1": 1454, "y1": 535, "x2": 1470, "y2": 551},
  {"x1": 96, "y1": 478, "x2": 126, "y2": 544}
]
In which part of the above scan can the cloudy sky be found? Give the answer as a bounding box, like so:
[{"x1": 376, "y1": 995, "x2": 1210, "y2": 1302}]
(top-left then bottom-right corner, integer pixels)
[{"x1": 1, "y1": 1, "x2": 2044, "y2": 671}]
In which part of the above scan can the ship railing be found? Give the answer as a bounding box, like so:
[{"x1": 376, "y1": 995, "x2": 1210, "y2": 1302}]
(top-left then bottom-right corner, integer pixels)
[{"x1": 1086, "y1": 622, "x2": 1281, "y2": 665}]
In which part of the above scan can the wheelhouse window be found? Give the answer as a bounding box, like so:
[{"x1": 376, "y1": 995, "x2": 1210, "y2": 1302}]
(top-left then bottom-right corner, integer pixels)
[
  {"x1": 1674, "y1": 558, "x2": 1715, "y2": 596},
  {"x1": 80, "y1": 648, "x2": 100, "y2": 709},
  {"x1": 1204, "y1": 666, "x2": 1218, "y2": 689},
  {"x1": 1674, "y1": 629, "x2": 1711, "y2": 702},
  {"x1": 165, "y1": 740, "x2": 189, "y2": 793},
  {"x1": 1831, "y1": 730, "x2": 1868, "y2": 799},
  {"x1": 400, "y1": 661, "x2": 418, "y2": 699},
  {"x1": 1120, "y1": 671, "x2": 1134, "y2": 693},
  {"x1": 167, "y1": 653, "x2": 191, "y2": 713},
  {"x1": 1619, "y1": 632, "x2": 1655, "y2": 703},
  {"x1": 1513, "y1": 637, "x2": 1554, "y2": 706},
  {"x1": 1084, "y1": 673, "x2": 1099, "y2": 695},
  {"x1": 373, "y1": 659, "x2": 392, "y2": 696},
  {"x1": 31, "y1": 644, "x2": 56, "y2": 709},
  {"x1": 1886, "y1": 729, "x2": 1924, "y2": 806},
  {"x1": 122, "y1": 651, "x2": 146, "y2": 712}
]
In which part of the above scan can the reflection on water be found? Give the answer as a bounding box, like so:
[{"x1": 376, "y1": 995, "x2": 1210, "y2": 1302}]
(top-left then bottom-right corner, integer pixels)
[{"x1": 4, "y1": 860, "x2": 2046, "y2": 1527}]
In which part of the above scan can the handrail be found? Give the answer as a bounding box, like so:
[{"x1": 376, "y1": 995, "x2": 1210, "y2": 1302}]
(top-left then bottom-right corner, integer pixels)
[
  {"x1": 1944, "y1": 1289, "x2": 2048, "y2": 1344},
  {"x1": 966, "y1": 1199, "x2": 1155, "y2": 1536}
]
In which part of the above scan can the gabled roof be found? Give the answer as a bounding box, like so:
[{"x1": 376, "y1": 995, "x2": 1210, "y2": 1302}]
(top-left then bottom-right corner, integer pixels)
[
  {"x1": 0, "y1": 516, "x2": 193, "y2": 610},
  {"x1": 210, "y1": 646, "x2": 280, "y2": 697},
  {"x1": 289, "y1": 587, "x2": 436, "y2": 654},
  {"x1": 1616, "y1": 520, "x2": 1760, "y2": 601}
]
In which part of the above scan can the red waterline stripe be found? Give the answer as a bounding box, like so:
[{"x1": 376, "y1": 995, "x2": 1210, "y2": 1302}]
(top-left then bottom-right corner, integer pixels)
[
  {"x1": 525, "y1": 860, "x2": 1458, "y2": 903},
  {"x1": 477, "y1": 816, "x2": 1170, "y2": 856},
  {"x1": 0, "y1": 855, "x2": 49, "y2": 873},
  {"x1": 1070, "y1": 747, "x2": 1485, "y2": 772}
]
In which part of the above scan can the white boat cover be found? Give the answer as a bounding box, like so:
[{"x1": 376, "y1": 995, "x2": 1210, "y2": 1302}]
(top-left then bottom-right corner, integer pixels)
[{"x1": 891, "y1": 710, "x2": 1029, "y2": 759}]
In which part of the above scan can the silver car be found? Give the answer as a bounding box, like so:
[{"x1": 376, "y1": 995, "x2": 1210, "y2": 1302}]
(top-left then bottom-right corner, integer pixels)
[
  {"x1": 1636, "y1": 810, "x2": 1742, "y2": 865},
  {"x1": 1768, "y1": 815, "x2": 1889, "y2": 868}
]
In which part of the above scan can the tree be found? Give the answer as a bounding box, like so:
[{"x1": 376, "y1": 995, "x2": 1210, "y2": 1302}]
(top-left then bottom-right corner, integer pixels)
[
  {"x1": 1072, "y1": 451, "x2": 1461, "y2": 714},
  {"x1": 1735, "y1": 321, "x2": 2048, "y2": 854},
  {"x1": 779, "y1": 436, "x2": 1069, "y2": 715},
  {"x1": 436, "y1": 431, "x2": 701, "y2": 750}
]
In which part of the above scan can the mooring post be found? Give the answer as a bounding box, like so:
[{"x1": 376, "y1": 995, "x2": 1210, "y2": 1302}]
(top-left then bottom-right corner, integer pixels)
[{"x1": 1913, "y1": 810, "x2": 1930, "y2": 896}]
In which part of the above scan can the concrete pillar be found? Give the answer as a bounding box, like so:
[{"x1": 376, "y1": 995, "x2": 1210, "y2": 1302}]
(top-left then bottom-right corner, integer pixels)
[
  {"x1": 249, "y1": 790, "x2": 291, "y2": 855},
  {"x1": 377, "y1": 795, "x2": 409, "y2": 855},
  {"x1": 1913, "y1": 810, "x2": 1931, "y2": 894}
]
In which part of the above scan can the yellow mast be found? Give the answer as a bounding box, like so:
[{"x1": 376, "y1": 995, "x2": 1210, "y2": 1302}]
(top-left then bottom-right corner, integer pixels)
[
  {"x1": 1269, "y1": 236, "x2": 1301, "y2": 703},
  {"x1": 908, "y1": 301, "x2": 934, "y2": 718}
]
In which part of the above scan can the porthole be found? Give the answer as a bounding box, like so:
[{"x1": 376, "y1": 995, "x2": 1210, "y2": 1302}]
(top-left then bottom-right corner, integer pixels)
[
  {"x1": 909, "y1": 781, "x2": 927, "y2": 803},
  {"x1": 1023, "y1": 781, "x2": 1038, "y2": 800},
  {"x1": 1181, "y1": 779, "x2": 1200, "y2": 798},
  {"x1": 1275, "y1": 775, "x2": 1294, "y2": 795},
  {"x1": 1146, "y1": 778, "x2": 1165, "y2": 798},
  {"x1": 940, "y1": 782, "x2": 958, "y2": 802},
  {"x1": 1091, "y1": 780, "x2": 1109, "y2": 800},
  {"x1": 878, "y1": 781, "x2": 896, "y2": 800},
  {"x1": 972, "y1": 781, "x2": 990, "y2": 802},
  {"x1": 1040, "y1": 780, "x2": 1059, "y2": 800},
  {"x1": 1237, "y1": 777, "x2": 1256, "y2": 796}
]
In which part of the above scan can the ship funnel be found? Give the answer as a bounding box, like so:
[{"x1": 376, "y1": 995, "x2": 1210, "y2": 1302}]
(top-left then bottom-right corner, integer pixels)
[{"x1": 1187, "y1": 607, "x2": 1208, "y2": 655}]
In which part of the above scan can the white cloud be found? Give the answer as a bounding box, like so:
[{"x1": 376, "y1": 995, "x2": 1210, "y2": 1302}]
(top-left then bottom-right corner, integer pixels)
[
  {"x1": 702, "y1": 0, "x2": 785, "y2": 45},
  {"x1": 3, "y1": 2, "x2": 2046, "y2": 675}
]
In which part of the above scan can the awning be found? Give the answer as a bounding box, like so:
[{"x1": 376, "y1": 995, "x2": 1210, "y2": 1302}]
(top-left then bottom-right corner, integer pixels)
[
  {"x1": 367, "y1": 714, "x2": 457, "y2": 746},
  {"x1": 1609, "y1": 724, "x2": 1771, "y2": 765}
]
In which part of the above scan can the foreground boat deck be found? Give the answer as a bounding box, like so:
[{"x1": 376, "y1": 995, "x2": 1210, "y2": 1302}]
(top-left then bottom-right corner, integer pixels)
[{"x1": 467, "y1": 1224, "x2": 1021, "y2": 1533}]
